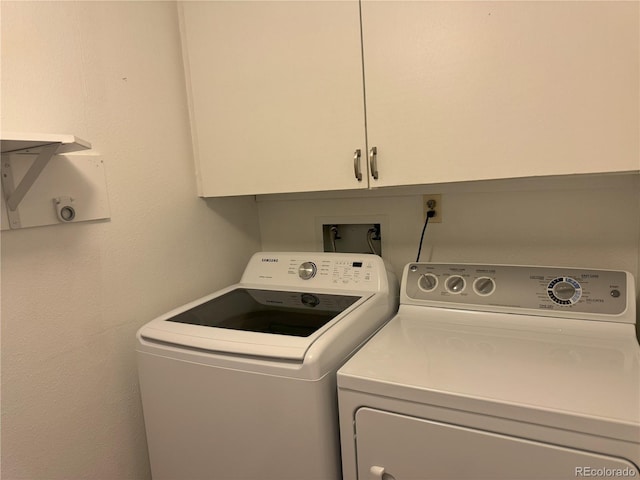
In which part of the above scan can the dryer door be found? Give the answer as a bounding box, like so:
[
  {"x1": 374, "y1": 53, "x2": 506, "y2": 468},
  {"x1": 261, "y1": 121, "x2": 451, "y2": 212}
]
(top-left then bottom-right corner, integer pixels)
[{"x1": 355, "y1": 408, "x2": 638, "y2": 480}]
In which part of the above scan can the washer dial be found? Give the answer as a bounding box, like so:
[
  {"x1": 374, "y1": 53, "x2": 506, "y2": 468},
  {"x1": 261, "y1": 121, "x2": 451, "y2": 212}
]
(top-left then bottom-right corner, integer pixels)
[
  {"x1": 547, "y1": 277, "x2": 582, "y2": 305},
  {"x1": 298, "y1": 262, "x2": 317, "y2": 280}
]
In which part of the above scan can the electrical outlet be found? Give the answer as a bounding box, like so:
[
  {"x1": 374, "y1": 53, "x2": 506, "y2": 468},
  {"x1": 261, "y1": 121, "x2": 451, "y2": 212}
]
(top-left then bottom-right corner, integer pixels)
[{"x1": 422, "y1": 194, "x2": 442, "y2": 223}]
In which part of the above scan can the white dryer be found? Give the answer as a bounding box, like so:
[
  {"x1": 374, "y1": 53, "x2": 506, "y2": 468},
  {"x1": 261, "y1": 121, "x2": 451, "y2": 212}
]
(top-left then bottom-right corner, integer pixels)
[
  {"x1": 137, "y1": 252, "x2": 398, "y2": 480},
  {"x1": 338, "y1": 263, "x2": 639, "y2": 480}
]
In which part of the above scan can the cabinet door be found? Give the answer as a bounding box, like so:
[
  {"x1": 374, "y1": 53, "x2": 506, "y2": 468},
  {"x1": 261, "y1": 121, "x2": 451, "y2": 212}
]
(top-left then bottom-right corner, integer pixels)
[
  {"x1": 355, "y1": 408, "x2": 639, "y2": 480},
  {"x1": 361, "y1": 1, "x2": 639, "y2": 187},
  {"x1": 181, "y1": 1, "x2": 367, "y2": 197}
]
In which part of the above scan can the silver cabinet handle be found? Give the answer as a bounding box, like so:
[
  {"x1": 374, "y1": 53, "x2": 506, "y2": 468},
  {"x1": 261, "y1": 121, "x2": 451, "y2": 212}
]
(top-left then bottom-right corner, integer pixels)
[
  {"x1": 369, "y1": 146, "x2": 379, "y2": 180},
  {"x1": 354, "y1": 149, "x2": 363, "y2": 181}
]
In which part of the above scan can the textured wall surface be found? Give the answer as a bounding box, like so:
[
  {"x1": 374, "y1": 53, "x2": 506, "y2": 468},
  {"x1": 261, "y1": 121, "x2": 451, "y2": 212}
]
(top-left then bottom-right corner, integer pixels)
[{"x1": 0, "y1": 2, "x2": 261, "y2": 479}]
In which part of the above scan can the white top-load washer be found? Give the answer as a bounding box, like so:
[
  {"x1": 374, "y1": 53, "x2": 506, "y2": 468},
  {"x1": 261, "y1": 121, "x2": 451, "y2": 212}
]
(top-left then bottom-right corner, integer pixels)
[
  {"x1": 338, "y1": 263, "x2": 639, "y2": 480},
  {"x1": 137, "y1": 252, "x2": 398, "y2": 480}
]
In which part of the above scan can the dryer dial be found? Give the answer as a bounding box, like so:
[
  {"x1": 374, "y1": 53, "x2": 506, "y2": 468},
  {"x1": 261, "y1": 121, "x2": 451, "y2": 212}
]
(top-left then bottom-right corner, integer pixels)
[
  {"x1": 547, "y1": 277, "x2": 582, "y2": 305},
  {"x1": 445, "y1": 275, "x2": 466, "y2": 294},
  {"x1": 473, "y1": 277, "x2": 495, "y2": 296},
  {"x1": 418, "y1": 273, "x2": 438, "y2": 292}
]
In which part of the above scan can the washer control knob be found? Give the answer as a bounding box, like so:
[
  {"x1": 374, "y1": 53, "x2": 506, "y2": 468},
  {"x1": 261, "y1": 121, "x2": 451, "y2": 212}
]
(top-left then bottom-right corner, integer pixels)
[
  {"x1": 418, "y1": 273, "x2": 438, "y2": 292},
  {"x1": 446, "y1": 275, "x2": 465, "y2": 294},
  {"x1": 298, "y1": 262, "x2": 317, "y2": 280},
  {"x1": 473, "y1": 277, "x2": 495, "y2": 296}
]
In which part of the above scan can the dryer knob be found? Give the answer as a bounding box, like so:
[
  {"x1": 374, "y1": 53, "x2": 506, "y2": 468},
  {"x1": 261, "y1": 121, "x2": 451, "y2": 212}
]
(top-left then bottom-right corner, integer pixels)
[
  {"x1": 445, "y1": 275, "x2": 466, "y2": 294},
  {"x1": 418, "y1": 273, "x2": 438, "y2": 292},
  {"x1": 298, "y1": 262, "x2": 317, "y2": 280},
  {"x1": 474, "y1": 277, "x2": 495, "y2": 296},
  {"x1": 552, "y1": 281, "x2": 576, "y2": 301},
  {"x1": 547, "y1": 276, "x2": 582, "y2": 305}
]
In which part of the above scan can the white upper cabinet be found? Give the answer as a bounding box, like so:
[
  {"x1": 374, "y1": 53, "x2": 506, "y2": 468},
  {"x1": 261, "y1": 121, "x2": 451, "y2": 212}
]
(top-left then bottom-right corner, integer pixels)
[
  {"x1": 181, "y1": 1, "x2": 639, "y2": 197},
  {"x1": 361, "y1": 1, "x2": 639, "y2": 187},
  {"x1": 180, "y1": 1, "x2": 367, "y2": 197}
]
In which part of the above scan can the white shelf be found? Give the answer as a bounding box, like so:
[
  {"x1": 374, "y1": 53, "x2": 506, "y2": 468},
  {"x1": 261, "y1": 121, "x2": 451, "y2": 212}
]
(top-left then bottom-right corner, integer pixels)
[{"x1": 1, "y1": 132, "x2": 91, "y2": 155}]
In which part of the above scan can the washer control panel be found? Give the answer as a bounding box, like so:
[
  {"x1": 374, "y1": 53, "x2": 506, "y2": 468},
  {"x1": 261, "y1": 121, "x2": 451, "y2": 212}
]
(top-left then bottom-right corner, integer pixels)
[
  {"x1": 290, "y1": 258, "x2": 377, "y2": 286},
  {"x1": 241, "y1": 252, "x2": 384, "y2": 290},
  {"x1": 405, "y1": 263, "x2": 628, "y2": 315}
]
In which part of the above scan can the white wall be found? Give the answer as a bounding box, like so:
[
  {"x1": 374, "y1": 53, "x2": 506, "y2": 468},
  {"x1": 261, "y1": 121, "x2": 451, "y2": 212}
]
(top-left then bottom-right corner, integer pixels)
[
  {"x1": 258, "y1": 174, "x2": 640, "y2": 323},
  {"x1": 0, "y1": 2, "x2": 261, "y2": 479}
]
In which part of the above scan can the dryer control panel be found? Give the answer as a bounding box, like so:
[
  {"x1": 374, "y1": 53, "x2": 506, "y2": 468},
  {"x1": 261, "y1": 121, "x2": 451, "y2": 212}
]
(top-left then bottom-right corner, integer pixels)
[{"x1": 403, "y1": 263, "x2": 633, "y2": 321}]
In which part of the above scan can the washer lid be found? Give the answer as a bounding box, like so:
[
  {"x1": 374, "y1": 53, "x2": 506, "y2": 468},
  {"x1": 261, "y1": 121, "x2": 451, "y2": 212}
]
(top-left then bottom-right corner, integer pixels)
[
  {"x1": 338, "y1": 306, "x2": 640, "y2": 443},
  {"x1": 139, "y1": 285, "x2": 368, "y2": 361}
]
